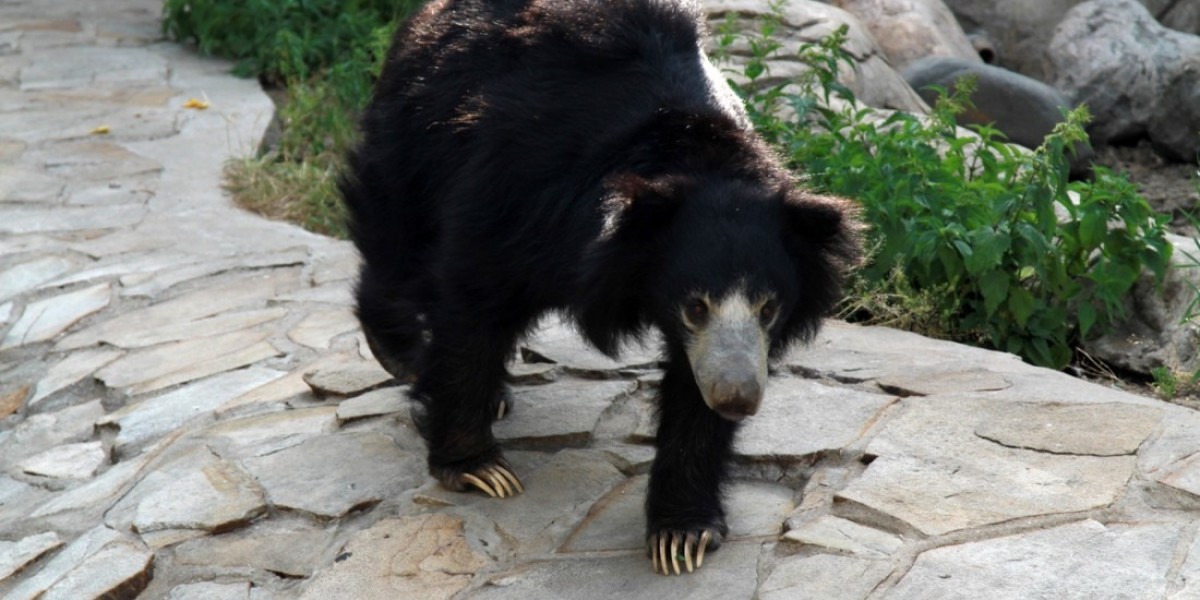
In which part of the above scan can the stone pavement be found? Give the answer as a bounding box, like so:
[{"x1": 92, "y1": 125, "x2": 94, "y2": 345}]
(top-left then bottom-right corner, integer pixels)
[{"x1": 3, "y1": 1, "x2": 1200, "y2": 598}]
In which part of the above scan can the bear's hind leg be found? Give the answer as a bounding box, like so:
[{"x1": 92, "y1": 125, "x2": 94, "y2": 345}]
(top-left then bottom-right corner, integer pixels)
[
  {"x1": 412, "y1": 320, "x2": 525, "y2": 498},
  {"x1": 355, "y1": 263, "x2": 433, "y2": 383},
  {"x1": 645, "y1": 355, "x2": 737, "y2": 575}
]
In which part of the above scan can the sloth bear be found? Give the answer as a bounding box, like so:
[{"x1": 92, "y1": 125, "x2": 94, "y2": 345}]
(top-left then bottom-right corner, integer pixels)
[{"x1": 341, "y1": 0, "x2": 860, "y2": 576}]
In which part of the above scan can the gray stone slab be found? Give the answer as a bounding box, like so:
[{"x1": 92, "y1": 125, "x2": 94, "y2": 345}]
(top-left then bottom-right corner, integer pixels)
[
  {"x1": 287, "y1": 307, "x2": 358, "y2": 350},
  {"x1": 0, "y1": 166, "x2": 62, "y2": 203},
  {"x1": 167, "y1": 582, "x2": 251, "y2": 600},
  {"x1": 3, "y1": 525, "x2": 121, "y2": 600},
  {"x1": 96, "y1": 307, "x2": 287, "y2": 349},
  {"x1": 735, "y1": 377, "x2": 893, "y2": 460},
  {"x1": 1177, "y1": 533, "x2": 1200, "y2": 599},
  {"x1": 95, "y1": 328, "x2": 282, "y2": 396},
  {"x1": 0, "y1": 204, "x2": 147, "y2": 234},
  {"x1": 29, "y1": 347, "x2": 123, "y2": 407},
  {"x1": 760, "y1": 553, "x2": 892, "y2": 600},
  {"x1": 118, "y1": 249, "x2": 309, "y2": 298},
  {"x1": 975, "y1": 402, "x2": 1163, "y2": 456},
  {"x1": 473, "y1": 542, "x2": 761, "y2": 600},
  {"x1": 19, "y1": 440, "x2": 105, "y2": 480},
  {"x1": 215, "y1": 355, "x2": 349, "y2": 418},
  {"x1": 782, "y1": 515, "x2": 903, "y2": 558},
  {"x1": 302, "y1": 362, "x2": 394, "y2": 398},
  {"x1": 837, "y1": 397, "x2": 1139, "y2": 536},
  {"x1": 1, "y1": 283, "x2": 111, "y2": 349},
  {"x1": 563, "y1": 476, "x2": 793, "y2": 552},
  {"x1": 0, "y1": 531, "x2": 62, "y2": 582},
  {"x1": 0, "y1": 302, "x2": 11, "y2": 327},
  {"x1": 336, "y1": 387, "x2": 408, "y2": 422},
  {"x1": 98, "y1": 367, "x2": 286, "y2": 455},
  {"x1": 885, "y1": 520, "x2": 1182, "y2": 599},
  {"x1": 522, "y1": 317, "x2": 660, "y2": 375},
  {"x1": 19, "y1": 46, "x2": 167, "y2": 90},
  {"x1": 133, "y1": 457, "x2": 265, "y2": 536},
  {"x1": 40, "y1": 250, "x2": 197, "y2": 289},
  {"x1": 38, "y1": 540, "x2": 153, "y2": 600},
  {"x1": 173, "y1": 520, "x2": 334, "y2": 578},
  {"x1": 0, "y1": 398, "x2": 103, "y2": 466},
  {"x1": 30, "y1": 449, "x2": 153, "y2": 519},
  {"x1": 876, "y1": 367, "x2": 1011, "y2": 396},
  {"x1": 495, "y1": 379, "x2": 636, "y2": 447},
  {"x1": 0, "y1": 255, "x2": 78, "y2": 301},
  {"x1": 56, "y1": 268, "x2": 300, "y2": 351},
  {"x1": 201, "y1": 406, "x2": 338, "y2": 458},
  {"x1": 298, "y1": 514, "x2": 490, "y2": 600},
  {"x1": 242, "y1": 432, "x2": 422, "y2": 518}
]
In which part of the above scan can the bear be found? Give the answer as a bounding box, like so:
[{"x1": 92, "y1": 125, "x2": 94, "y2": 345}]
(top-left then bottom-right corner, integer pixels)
[{"x1": 340, "y1": 0, "x2": 861, "y2": 576}]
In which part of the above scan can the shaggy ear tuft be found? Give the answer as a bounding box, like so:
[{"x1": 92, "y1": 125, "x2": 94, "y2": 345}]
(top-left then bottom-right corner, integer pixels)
[
  {"x1": 600, "y1": 173, "x2": 691, "y2": 238},
  {"x1": 782, "y1": 190, "x2": 863, "y2": 270}
]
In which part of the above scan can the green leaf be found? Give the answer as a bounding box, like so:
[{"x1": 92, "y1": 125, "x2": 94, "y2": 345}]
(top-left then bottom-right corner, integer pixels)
[
  {"x1": 1078, "y1": 302, "x2": 1097, "y2": 338},
  {"x1": 979, "y1": 270, "x2": 1010, "y2": 317},
  {"x1": 1008, "y1": 287, "x2": 1035, "y2": 328},
  {"x1": 1079, "y1": 209, "x2": 1107, "y2": 248}
]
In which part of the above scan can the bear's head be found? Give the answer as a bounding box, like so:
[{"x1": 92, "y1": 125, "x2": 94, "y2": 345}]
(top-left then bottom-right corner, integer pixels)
[{"x1": 578, "y1": 173, "x2": 861, "y2": 421}]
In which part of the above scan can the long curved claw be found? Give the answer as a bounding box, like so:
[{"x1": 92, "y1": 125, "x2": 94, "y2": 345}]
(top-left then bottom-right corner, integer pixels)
[
  {"x1": 496, "y1": 398, "x2": 507, "y2": 420},
  {"x1": 461, "y1": 472, "x2": 497, "y2": 497},
  {"x1": 697, "y1": 530, "x2": 712, "y2": 568},
  {"x1": 488, "y1": 467, "x2": 514, "y2": 497},
  {"x1": 649, "y1": 534, "x2": 660, "y2": 575},
  {"x1": 496, "y1": 464, "x2": 524, "y2": 494},
  {"x1": 684, "y1": 532, "x2": 696, "y2": 573},
  {"x1": 670, "y1": 533, "x2": 681, "y2": 575},
  {"x1": 658, "y1": 534, "x2": 668, "y2": 575}
]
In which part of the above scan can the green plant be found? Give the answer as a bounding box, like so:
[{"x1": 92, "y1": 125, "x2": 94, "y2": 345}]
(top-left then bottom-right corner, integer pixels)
[
  {"x1": 715, "y1": 16, "x2": 1173, "y2": 368},
  {"x1": 1152, "y1": 366, "x2": 1179, "y2": 398}
]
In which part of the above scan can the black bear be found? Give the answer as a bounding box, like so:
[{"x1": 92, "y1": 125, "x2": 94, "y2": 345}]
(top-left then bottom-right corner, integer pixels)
[{"x1": 341, "y1": 0, "x2": 860, "y2": 575}]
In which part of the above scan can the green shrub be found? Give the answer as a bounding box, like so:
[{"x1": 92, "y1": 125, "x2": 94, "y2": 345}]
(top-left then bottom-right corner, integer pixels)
[{"x1": 716, "y1": 17, "x2": 1173, "y2": 369}]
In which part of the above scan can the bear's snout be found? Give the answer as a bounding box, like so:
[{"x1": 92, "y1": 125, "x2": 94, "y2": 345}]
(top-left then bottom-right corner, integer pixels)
[{"x1": 710, "y1": 375, "x2": 762, "y2": 422}]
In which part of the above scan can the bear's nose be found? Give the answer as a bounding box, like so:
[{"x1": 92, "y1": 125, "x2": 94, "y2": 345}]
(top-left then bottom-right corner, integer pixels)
[{"x1": 710, "y1": 377, "x2": 762, "y2": 422}]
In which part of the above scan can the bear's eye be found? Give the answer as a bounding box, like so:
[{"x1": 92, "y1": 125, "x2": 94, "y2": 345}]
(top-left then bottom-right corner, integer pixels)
[
  {"x1": 760, "y1": 301, "x2": 778, "y2": 326},
  {"x1": 684, "y1": 298, "x2": 709, "y2": 326}
]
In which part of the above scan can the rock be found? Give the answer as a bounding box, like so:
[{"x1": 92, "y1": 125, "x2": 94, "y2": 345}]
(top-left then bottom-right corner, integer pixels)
[
  {"x1": 30, "y1": 450, "x2": 153, "y2": 519},
  {"x1": 832, "y1": 0, "x2": 980, "y2": 69},
  {"x1": 734, "y1": 377, "x2": 893, "y2": 461},
  {"x1": 19, "y1": 440, "x2": 106, "y2": 480},
  {"x1": 4, "y1": 526, "x2": 151, "y2": 600},
  {"x1": 782, "y1": 515, "x2": 903, "y2": 557},
  {"x1": 298, "y1": 514, "x2": 491, "y2": 600},
  {"x1": 98, "y1": 367, "x2": 287, "y2": 456},
  {"x1": 759, "y1": 553, "x2": 892, "y2": 600},
  {"x1": 521, "y1": 317, "x2": 659, "y2": 375},
  {"x1": 1161, "y1": 1, "x2": 1200, "y2": 34},
  {"x1": 0, "y1": 399, "x2": 104, "y2": 466},
  {"x1": 875, "y1": 366, "x2": 1009, "y2": 396},
  {"x1": 0, "y1": 255, "x2": 78, "y2": 302},
  {"x1": 1084, "y1": 233, "x2": 1200, "y2": 376},
  {"x1": 173, "y1": 520, "x2": 332, "y2": 578},
  {"x1": 241, "y1": 432, "x2": 422, "y2": 518},
  {"x1": 562, "y1": 476, "x2": 793, "y2": 552},
  {"x1": 940, "y1": 0, "x2": 1079, "y2": 79},
  {"x1": 200, "y1": 406, "x2": 339, "y2": 458},
  {"x1": 94, "y1": 328, "x2": 283, "y2": 396},
  {"x1": 704, "y1": 0, "x2": 930, "y2": 114},
  {"x1": 131, "y1": 457, "x2": 266, "y2": 537},
  {"x1": 166, "y1": 582, "x2": 251, "y2": 600},
  {"x1": 0, "y1": 204, "x2": 147, "y2": 235},
  {"x1": 335, "y1": 387, "x2": 409, "y2": 422},
  {"x1": 0, "y1": 532, "x2": 62, "y2": 582},
  {"x1": 29, "y1": 348, "x2": 123, "y2": 407},
  {"x1": 302, "y1": 362, "x2": 394, "y2": 397},
  {"x1": 474, "y1": 542, "x2": 761, "y2": 600},
  {"x1": 0, "y1": 384, "x2": 27, "y2": 419},
  {"x1": 836, "y1": 396, "x2": 1145, "y2": 536},
  {"x1": 494, "y1": 379, "x2": 636, "y2": 448},
  {"x1": 901, "y1": 56, "x2": 1094, "y2": 174},
  {"x1": 0, "y1": 283, "x2": 111, "y2": 349},
  {"x1": 974, "y1": 402, "x2": 1163, "y2": 456},
  {"x1": 888, "y1": 519, "x2": 1182, "y2": 598},
  {"x1": 94, "y1": 307, "x2": 287, "y2": 349},
  {"x1": 18, "y1": 46, "x2": 167, "y2": 91},
  {"x1": 287, "y1": 308, "x2": 359, "y2": 350},
  {"x1": 1048, "y1": 0, "x2": 1200, "y2": 162}
]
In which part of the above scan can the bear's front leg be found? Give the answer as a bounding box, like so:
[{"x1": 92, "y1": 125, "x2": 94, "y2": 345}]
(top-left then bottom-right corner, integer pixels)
[
  {"x1": 645, "y1": 358, "x2": 738, "y2": 575},
  {"x1": 411, "y1": 323, "x2": 524, "y2": 498}
]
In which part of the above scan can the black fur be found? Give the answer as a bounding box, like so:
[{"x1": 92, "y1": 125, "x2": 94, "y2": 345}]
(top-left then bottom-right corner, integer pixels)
[{"x1": 342, "y1": 0, "x2": 860, "y2": 556}]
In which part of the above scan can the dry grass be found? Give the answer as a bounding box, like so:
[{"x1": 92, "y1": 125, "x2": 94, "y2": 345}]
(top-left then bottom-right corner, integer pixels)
[{"x1": 224, "y1": 153, "x2": 348, "y2": 239}]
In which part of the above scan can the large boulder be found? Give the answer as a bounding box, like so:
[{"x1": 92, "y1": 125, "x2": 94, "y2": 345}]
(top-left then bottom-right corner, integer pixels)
[
  {"x1": 1048, "y1": 0, "x2": 1200, "y2": 162},
  {"x1": 1085, "y1": 233, "x2": 1200, "y2": 377},
  {"x1": 902, "y1": 56, "x2": 1094, "y2": 175},
  {"x1": 940, "y1": 0, "x2": 1080, "y2": 80},
  {"x1": 704, "y1": 0, "x2": 930, "y2": 114},
  {"x1": 832, "y1": 0, "x2": 981, "y2": 69}
]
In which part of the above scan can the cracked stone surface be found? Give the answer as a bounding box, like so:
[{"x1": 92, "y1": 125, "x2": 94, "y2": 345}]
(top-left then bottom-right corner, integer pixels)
[{"x1": 3, "y1": 1, "x2": 1200, "y2": 598}]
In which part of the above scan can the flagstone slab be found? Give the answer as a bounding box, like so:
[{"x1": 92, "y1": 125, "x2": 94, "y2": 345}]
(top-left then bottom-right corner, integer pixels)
[
  {"x1": 336, "y1": 387, "x2": 408, "y2": 423},
  {"x1": 95, "y1": 307, "x2": 287, "y2": 349},
  {"x1": 202, "y1": 406, "x2": 339, "y2": 458},
  {"x1": 298, "y1": 514, "x2": 490, "y2": 600},
  {"x1": 1, "y1": 282, "x2": 110, "y2": 349},
  {"x1": 0, "y1": 166, "x2": 62, "y2": 202},
  {"x1": 782, "y1": 515, "x2": 904, "y2": 558},
  {"x1": 98, "y1": 367, "x2": 286, "y2": 455},
  {"x1": 0, "y1": 399, "x2": 103, "y2": 466},
  {"x1": 974, "y1": 402, "x2": 1163, "y2": 457},
  {"x1": 735, "y1": 377, "x2": 893, "y2": 460},
  {"x1": 19, "y1": 45, "x2": 167, "y2": 90},
  {"x1": 57, "y1": 268, "x2": 299, "y2": 350},
  {"x1": 0, "y1": 204, "x2": 147, "y2": 235},
  {"x1": 132, "y1": 456, "x2": 266, "y2": 536},
  {"x1": 495, "y1": 379, "x2": 636, "y2": 447},
  {"x1": 29, "y1": 347, "x2": 123, "y2": 406},
  {"x1": 40, "y1": 250, "x2": 197, "y2": 289},
  {"x1": 31, "y1": 450, "x2": 153, "y2": 519},
  {"x1": 241, "y1": 432, "x2": 422, "y2": 518},
  {"x1": 837, "y1": 397, "x2": 1142, "y2": 536},
  {"x1": 173, "y1": 520, "x2": 334, "y2": 579},
  {"x1": 885, "y1": 520, "x2": 1182, "y2": 599},
  {"x1": 875, "y1": 367, "x2": 1012, "y2": 397},
  {"x1": 95, "y1": 328, "x2": 282, "y2": 396},
  {"x1": 118, "y1": 249, "x2": 308, "y2": 298},
  {"x1": 303, "y1": 362, "x2": 394, "y2": 398},
  {"x1": 760, "y1": 553, "x2": 892, "y2": 600},
  {"x1": 215, "y1": 355, "x2": 351, "y2": 418},
  {"x1": 19, "y1": 440, "x2": 105, "y2": 480},
  {"x1": 522, "y1": 317, "x2": 660, "y2": 375},
  {"x1": 0, "y1": 531, "x2": 62, "y2": 582},
  {"x1": 165, "y1": 581, "x2": 251, "y2": 600},
  {"x1": 287, "y1": 307, "x2": 359, "y2": 350},
  {"x1": 38, "y1": 539, "x2": 153, "y2": 600},
  {"x1": 473, "y1": 542, "x2": 761, "y2": 600}
]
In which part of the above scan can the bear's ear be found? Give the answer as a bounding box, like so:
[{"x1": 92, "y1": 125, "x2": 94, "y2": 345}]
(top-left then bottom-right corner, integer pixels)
[
  {"x1": 777, "y1": 189, "x2": 864, "y2": 342},
  {"x1": 575, "y1": 173, "x2": 691, "y2": 357}
]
